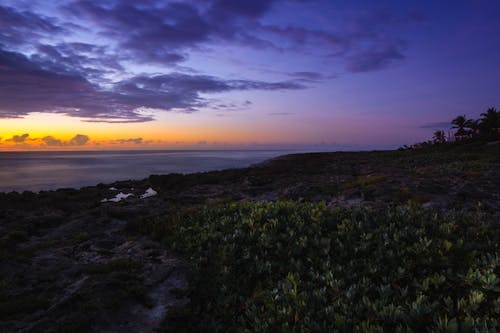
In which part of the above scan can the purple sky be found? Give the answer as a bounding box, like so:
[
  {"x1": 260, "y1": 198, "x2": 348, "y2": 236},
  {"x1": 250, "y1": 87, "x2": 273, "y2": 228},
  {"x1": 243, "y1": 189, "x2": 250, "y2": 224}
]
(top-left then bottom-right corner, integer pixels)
[{"x1": 0, "y1": 0, "x2": 499, "y2": 149}]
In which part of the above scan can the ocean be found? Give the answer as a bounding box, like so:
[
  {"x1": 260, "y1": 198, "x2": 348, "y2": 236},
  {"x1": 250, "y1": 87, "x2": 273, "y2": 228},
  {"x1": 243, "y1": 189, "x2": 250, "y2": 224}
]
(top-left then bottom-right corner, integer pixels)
[{"x1": 0, "y1": 150, "x2": 293, "y2": 192}]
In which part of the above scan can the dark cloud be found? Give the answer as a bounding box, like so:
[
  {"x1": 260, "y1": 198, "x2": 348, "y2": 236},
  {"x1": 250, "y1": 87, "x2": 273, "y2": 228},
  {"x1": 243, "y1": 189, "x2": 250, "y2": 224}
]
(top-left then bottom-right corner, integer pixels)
[
  {"x1": 346, "y1": 43, "x2": 405, "y2": 73},
  {"x1": 287, "y1": 71, "x2": 336, "y2": 81},
  {"x1": 3, "y1": 1, "x2": 422, "y2": 73},
  {"x1": 261, "y1": 9, "x2": 422, "y2": 73},
  {"x1": 262, "y1": 24, "x2": 347, "y2": 51},
  {"x1": 7, "y1": 133, "x2": 30, "y2": 143},
  {"x1": 0, "y1": 5, "x2": 64, "y2": 45},
  {"x1": 0, "y1": 1, "x2": 424, "y2": 122},
  {"x1": 63, "y1": 0, "x2": 283, "y2": 65},
  {"x1": 65, "y1": 1, "x2": 209, "y2": 65},
  {"x1": 70, "y1": 0, "x2": 278, "y2": 62},
  {"x1": 0, "y1": 48, "x2": 304, "y2": 122},
  {"x1": 109, "y1": 73, "x2": 304, "y2": 117},
  {"x1": 63, "y1": 0, "x2": 417, "y2": 72},
  {"x1": 209, "y1": 0, "x2": 278, "y2": 19},
  {"x1": 111, "y1": 73, "x2": 304, "y2": 117},
  {"x1": 32, "y1": 43, "x2": 123, "y2": 80},
  {"x1": 0, "y1": 48, "x2": 145, "y2": 121}
]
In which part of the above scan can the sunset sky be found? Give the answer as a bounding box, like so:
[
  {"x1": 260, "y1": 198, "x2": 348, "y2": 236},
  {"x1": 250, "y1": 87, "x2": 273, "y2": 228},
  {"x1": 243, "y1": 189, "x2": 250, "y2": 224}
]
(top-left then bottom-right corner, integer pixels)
[{"x1": 1, "y1": 0, "x2": 499, "y2": 150}]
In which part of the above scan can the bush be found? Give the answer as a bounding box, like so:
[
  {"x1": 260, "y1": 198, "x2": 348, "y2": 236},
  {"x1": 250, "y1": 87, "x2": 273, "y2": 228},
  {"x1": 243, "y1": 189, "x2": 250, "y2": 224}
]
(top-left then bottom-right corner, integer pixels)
[{"x1": 165, "y1": 201, "x2": 499, "y2": 332}]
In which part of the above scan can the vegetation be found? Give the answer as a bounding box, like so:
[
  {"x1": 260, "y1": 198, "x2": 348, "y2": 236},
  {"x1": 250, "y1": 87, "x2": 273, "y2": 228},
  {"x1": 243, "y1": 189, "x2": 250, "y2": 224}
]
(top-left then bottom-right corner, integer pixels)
[
  {"x1": 406, "y1": 107, "x2": 499, "y2": 150},
  {"x1": 161, "y1": 201, "x2": 499, "y2": 332},
  {"x1": 451, "y1": 108, "x2": 499, "y2": 140}
]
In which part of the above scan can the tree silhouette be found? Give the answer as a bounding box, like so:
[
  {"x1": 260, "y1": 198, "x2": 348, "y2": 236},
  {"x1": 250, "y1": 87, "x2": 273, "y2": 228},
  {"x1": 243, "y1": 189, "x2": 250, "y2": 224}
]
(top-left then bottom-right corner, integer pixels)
[
  {"x1": 479, "y1": 107, "x2": 499, "y2": 136},
  {"x1": 411, "y1": 106, "x2": 499, "y2": 150},
  {"x1": 433, "y1": 130, "x2": 446, "y2": 144},
  {"x1": 451, "y1": 115, "x2": 470, "y2": 139}
]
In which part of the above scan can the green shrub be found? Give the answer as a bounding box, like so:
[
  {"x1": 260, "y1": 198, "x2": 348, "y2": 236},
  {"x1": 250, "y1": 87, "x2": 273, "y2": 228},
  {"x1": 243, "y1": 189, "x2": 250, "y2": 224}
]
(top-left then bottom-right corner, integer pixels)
[{"x1": 164, "y1": 201, "x2": 499, "y2": 332}]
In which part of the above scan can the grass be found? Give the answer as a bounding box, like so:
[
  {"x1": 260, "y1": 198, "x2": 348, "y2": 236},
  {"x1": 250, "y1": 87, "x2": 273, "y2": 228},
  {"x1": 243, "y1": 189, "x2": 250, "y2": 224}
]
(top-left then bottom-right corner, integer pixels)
[{"x1": 341, "y1": 175, "x2": 387, "y2": 190}]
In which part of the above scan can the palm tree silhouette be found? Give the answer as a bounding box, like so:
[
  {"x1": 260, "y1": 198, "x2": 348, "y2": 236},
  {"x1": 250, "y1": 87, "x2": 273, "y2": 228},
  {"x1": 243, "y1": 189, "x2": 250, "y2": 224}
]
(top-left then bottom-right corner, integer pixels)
[
  {"x1": 465, "y1": 119, "x2": 480, "y2": 137},
  {"x1": 451, "y1": 115, "x2": 470, "y2": 140},
  {"x1": 479, "y1": 107, "x2": 499, "y2": 136},
  {"x1": 433, "y1": 130, "x2": 446, "y2": 144}
]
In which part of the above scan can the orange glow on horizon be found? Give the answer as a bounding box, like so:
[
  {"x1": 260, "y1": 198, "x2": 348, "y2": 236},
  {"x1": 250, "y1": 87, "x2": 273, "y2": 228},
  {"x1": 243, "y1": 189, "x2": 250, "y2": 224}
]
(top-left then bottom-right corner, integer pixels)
[
  {"x1": 0, "y1": 112, "x2": 312, "y2": 150},
  {"x1": 1, "y1": 110, "x2": 431, "y2": 151}
]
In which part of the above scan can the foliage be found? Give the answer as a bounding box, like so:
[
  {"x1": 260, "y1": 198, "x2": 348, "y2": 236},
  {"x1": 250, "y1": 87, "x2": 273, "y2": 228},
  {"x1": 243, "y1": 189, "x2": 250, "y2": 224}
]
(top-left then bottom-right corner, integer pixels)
[
  {"x1": 451, "y1": 108, "x2": 499, "y2": 140},
  {"x1": 433, "y1": 130, "x2": 446, "y2": 144},
  {"x1": 404, "y1": 107, "x2": 499, "y2": 150},
  {"x1": 163, "y1": 201, "x2": 499, "y2": 332}
]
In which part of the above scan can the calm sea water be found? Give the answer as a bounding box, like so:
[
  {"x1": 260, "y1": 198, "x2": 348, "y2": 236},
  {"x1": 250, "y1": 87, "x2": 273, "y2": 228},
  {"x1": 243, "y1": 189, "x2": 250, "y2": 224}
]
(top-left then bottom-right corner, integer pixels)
[{"x1": 0, "y1": 150, "x2": 292, "y2": 192}]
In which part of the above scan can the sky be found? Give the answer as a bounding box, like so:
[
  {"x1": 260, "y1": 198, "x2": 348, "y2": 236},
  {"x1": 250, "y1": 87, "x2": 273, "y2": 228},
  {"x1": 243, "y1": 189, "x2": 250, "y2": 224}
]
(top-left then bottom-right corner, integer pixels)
[{"x1": 0, "y1": 0, "x2": 499, "y2": 150}]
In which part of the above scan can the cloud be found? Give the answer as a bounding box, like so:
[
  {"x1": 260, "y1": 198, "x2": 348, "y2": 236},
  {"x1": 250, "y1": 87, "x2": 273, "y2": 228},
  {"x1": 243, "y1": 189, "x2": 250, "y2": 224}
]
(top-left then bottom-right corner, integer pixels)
[
  {"x1": 63, "y1": 1, "x2": 419, "y2": 72},
  {"x1": 212, "y1": 99, "x2": 253, "y2": 111},
  {"x1": 346, "y1": 43, "x2": 405, "y2": 73},
  {"x1": 112, "y1": 138, "x2": 143, "y2": 145},
  {"x1": 69, "y1": 134, "x2": 89, "y2": 146},
  {"x1": 0, "y1": 5, "x2": 64, "y2": 46},
  {"x1": 209, "y1": 0, "x2": 279, "y2": 18},
  {"x1": 42, "y1": 134, "x2": 90, "y2": 146},
  {"x1": 268, "y1": 112, "x2": 295, "y2": 116},
  {"x1": 0, "y1": 48, "x2": 124, "y2": 120},
  {"x1": 32, "y1": 43, "x2": 123, "y2": 81},
  {"x1": 286, "y1": 71, "x2": 339, "y2": 81},
  {"x1": 288, "y1": 72, "x2": 326, "y2": 80},
  {"x1": 64, "y1": 1, "x2": 208, "y2": 65},
  {"x1": 260, "y1": 9, "x2": 423, "y2": 73},
  {"x1": 42, "y1": 136, "x2": 63, "y2": 146},
  {"x1": 7, "y1": 133, "x2": 30, "y2": 143},
  {"x1": 0, "y1": 1, "x2": 424, "y2": 122},
  {"x1": 63, "y1": 0, "x2": 284, "y2": 65},
  {"x1": 0, "y1": 48, "x2": 304, "y2": 122}
]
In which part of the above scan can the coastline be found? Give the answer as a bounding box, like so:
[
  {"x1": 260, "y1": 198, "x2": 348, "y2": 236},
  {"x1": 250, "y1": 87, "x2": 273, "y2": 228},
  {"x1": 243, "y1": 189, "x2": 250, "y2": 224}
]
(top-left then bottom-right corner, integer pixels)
[
  {"x1": 1, "y1": 144, "x2": 499, "y2": 331},
  {"x1": 0, "y1": 149, "x2": 294, "y2": 193}
]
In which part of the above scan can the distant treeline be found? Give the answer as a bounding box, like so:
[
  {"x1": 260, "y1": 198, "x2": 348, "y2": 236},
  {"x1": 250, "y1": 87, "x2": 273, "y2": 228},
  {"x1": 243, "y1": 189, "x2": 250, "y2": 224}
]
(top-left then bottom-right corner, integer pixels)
[{"x1": 404, "y1": 107, "x2": 499, "y2": 149}]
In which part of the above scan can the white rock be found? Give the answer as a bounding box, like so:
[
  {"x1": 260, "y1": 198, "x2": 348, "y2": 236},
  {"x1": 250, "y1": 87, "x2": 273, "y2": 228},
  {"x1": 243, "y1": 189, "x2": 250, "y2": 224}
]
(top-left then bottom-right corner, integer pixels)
[
  {"x1": 141, "y1": 187, "x2": 158, "y2": 199},
  {"x1": 102, "y1": 192, "x2": 134, "y2": 203}
]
